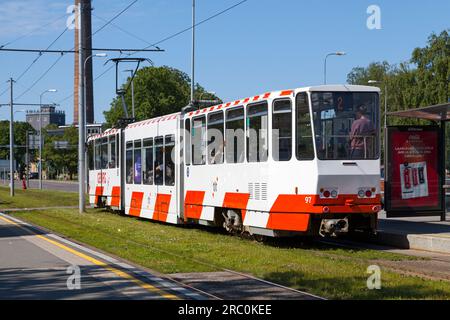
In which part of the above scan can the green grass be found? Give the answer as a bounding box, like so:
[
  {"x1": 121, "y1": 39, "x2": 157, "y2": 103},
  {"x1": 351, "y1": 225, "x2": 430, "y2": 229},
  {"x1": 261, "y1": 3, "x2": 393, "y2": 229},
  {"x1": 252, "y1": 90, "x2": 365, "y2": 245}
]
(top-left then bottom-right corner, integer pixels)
[
  {"x1": 9, "y1": 207, "x2": 450, "y2": 300},
  {"x1": 0, "y1": 186, "x2": 78, "y2": 209}
]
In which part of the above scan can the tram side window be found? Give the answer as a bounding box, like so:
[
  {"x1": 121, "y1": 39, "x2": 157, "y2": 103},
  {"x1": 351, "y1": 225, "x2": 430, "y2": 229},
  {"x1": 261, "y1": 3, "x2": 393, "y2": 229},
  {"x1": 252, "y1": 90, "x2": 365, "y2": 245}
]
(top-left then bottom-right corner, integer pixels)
[
  {"x1": 154, "y1": 137, "x2": 164, "y2": 185},
  {"x1": 185, "y1": 119, "x2": 191, "y2": 165},
  {"x1": 247, "y1": 102, "x2": 268, "y2": 163},
  {"x1": 116, "y1": 134, "x2": 120, "y2": 168},
  {"x1": 101, "y1": 138, "x2": 108, "y2": 169},
  {"x1": 142, "y1": 138, "x2": 153, "y2": 185},
  {"x1": 226, "y1": 107, "x2": 245, "y2": 163},
  {"x1": 296, "y1": 92, "x2": 315, "y2": 160},
  {"x1": 134, "y1": 140, "x2": 142, "y2": 184},
  {"x1": 192, "y1": 116, "x2": 206, "y2": 165},
  {"x1": 88, "y1": 141, "x2": 94, "y2": 170},
  {"x1": 272, "y1": 99, "x2": 292, "y2": 161},
  {"x1": 94, "y1": 140, "x2": 101, "y2": 169},
  {"x1": 165, "y1": 135, "x2": 175, "y2": 186},
  {"x1": 109, "y1": 135, "x2": 116, "y2": 168},
  {"x1": 126, "y1": 141, "x2": 133, "y2": 184},
  {"x1": 207, "y1": 111, "x2": 224, "y2": 165}
]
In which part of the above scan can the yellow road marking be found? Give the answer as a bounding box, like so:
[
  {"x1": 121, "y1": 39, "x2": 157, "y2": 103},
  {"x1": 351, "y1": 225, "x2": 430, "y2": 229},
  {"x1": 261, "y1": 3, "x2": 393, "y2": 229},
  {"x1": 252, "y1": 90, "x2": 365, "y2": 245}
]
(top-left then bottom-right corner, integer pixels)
[{"x1": 0, "y1": 215, "x2": 179, "y2": 300}]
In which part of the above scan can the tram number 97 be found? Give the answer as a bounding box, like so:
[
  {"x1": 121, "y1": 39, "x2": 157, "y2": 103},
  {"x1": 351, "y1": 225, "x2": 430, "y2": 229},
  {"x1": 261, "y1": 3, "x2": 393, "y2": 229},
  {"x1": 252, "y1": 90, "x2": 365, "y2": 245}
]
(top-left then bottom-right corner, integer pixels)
[{"x1": 305, "y1": 196, "x2": 312, "y2": 204}]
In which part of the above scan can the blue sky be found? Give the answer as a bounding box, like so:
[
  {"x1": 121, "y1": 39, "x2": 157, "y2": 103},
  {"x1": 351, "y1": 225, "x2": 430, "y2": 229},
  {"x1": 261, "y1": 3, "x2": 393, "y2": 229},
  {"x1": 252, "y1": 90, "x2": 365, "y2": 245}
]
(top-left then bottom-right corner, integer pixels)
[{"x1": 0, "y1": 0, "x2": 448, "y2": 124}]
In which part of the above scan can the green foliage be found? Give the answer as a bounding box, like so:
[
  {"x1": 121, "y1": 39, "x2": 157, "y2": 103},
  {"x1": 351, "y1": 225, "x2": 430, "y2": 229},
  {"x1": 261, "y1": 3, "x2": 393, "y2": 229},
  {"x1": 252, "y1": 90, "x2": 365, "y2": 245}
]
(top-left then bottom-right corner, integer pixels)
[
  {"x1": 347, "y1": 30, "x2": 450, "y2": 168},
  {"x1": 42, "y1": 125, "x2": 78, "y2": 179},
  {"x1": 0, "y1": 120, "x2": 34, "y2": 172},
  {"x1": 104, "y1": 66, "x2": 221, "y2": 127}
]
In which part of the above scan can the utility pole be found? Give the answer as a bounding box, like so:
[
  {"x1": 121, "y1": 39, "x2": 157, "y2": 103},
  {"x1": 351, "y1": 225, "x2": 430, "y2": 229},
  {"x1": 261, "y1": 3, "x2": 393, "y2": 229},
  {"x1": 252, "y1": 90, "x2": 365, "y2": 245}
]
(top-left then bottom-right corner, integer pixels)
[
  {"x1": 8, "y1": 78, "x2": 14, "y2": 196},
  {"x1": 80, "y1": 0, "x2": 94, "y2": 125},
  {"x1": 74, "y1": 0, "x2": 80, "y2": 125},
  {"x1": 191, "y1": 0, "x2": 195, "y2": 105}
]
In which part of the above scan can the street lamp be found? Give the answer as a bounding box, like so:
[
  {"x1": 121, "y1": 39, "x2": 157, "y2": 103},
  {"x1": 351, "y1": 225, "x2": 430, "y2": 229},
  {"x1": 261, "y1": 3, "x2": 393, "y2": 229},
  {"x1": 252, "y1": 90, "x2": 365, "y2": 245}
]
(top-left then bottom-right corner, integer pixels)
[
  {"x1": 79, "y1": 53, "x2": 107, "y2": 213},
  {"x1": 324, "y1": 51, "x2": 346, "y2": 84},
  {"x1": 123, "y1": 69, "x2": 135, "y2": 119},
  {"x1": 39, "y1": 89, "x2": 57, "y2": 190}
]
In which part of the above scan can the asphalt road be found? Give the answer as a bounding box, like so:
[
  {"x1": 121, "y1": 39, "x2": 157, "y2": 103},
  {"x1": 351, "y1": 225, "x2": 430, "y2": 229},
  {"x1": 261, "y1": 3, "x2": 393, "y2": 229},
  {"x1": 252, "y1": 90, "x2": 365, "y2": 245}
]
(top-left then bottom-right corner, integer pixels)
[
  {"x1": 1, "y1": 179, "x2": 79, "y2": 193},
  {"x1": 0, "y1": 213, "x2": 204, "y2": 300}
]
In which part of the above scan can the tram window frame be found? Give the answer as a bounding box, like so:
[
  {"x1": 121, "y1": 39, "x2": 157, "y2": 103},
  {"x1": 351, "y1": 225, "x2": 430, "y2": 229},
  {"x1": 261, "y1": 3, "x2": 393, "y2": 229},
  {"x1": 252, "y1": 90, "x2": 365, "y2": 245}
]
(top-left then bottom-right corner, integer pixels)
[
  {"x1": 246, "y1": 101, "x2": 269, "y2": 163},
  {"x1": 295, "y1": 92, "x2": 315, "y2": 160},
  {"x1": 164, "y1": 135, "x2": 176, "y2": 186},
  {"x1": 154, "y1": 136, "x2": 164, "y2": 185},
  {"x1": 116, "y1": 134, "x2": 120, "y2": 168},
  {"x1": 100, "y1": 137, "x2": 108, "y2": 169},
  {"x1": 225, "y1": 106, "x2": 245, "y2": 164},
  {"x1": 108, "y1": 135, "x2": 116, "y2": 168},
  {"x1": 126, "y1": 141, "x2": 133, "y2": 184},
  {"x1": 272, "y1": 99, "x2": 293, "y2": 161},
  {"x1": 94, "y1": 139, "x2": 101, "y2": 170},
  {"x1": 87, "y1": 141, "x2": 94, "y2": 170},
  {"x1": 192, "y1": 116, "x2": 206, "y2": 166},
  {"x1": 142, "y1": 138, "x2": 154, "y2": 185},
  {"x1": 207, "y1": 111, "x2": 224, "y2": 165},
  {"x1": 185, "y1": 119, "x2": 191, "y2": 166},
  {"x1": 133, "y1": 140, "x2": 142, "y2": 184}
]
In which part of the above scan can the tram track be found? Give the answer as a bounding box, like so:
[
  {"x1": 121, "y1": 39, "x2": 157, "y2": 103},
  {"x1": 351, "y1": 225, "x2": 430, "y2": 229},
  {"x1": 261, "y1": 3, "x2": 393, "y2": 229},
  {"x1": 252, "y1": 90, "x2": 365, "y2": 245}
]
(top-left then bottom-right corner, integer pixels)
[{"x1": 10, "y1": 210, "x2": 323, "y2": 300}]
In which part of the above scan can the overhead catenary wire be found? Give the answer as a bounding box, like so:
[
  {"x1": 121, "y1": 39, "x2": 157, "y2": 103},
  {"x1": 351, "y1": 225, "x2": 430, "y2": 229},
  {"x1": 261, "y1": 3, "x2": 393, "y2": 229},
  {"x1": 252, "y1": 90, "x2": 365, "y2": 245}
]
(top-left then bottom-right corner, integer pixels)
[
  {"x1": 12, "y1": 0, "x2": 140, "y2": 103},
  {"x1": 56, "y1": 0, "x2": 250, "y2": 105},
  {"x1": 0, "y1": 13, "x2": 68, "y2": 49}
]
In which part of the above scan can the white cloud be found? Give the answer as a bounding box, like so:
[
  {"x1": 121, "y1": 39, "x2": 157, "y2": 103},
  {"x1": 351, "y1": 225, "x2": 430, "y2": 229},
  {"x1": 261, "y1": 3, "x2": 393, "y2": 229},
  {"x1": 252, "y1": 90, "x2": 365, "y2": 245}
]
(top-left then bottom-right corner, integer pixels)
[{"x1": 0, "y1": 0, "x2": 68, "y2": 39}]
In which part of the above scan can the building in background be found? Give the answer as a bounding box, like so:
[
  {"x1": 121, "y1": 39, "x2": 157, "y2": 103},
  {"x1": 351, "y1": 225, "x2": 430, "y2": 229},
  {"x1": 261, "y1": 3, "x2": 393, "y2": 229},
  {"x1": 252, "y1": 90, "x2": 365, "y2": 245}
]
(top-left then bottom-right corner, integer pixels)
[{"x1": 26, "y1": 104, "x2": 65, "y2": 131}]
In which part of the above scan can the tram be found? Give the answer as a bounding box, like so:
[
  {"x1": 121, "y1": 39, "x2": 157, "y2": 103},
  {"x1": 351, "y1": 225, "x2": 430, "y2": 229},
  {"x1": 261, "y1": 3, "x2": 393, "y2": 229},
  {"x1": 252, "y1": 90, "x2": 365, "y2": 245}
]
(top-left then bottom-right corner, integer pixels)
[{"x1": 87, "y1": 85, "x2": 381, "y2": 237}]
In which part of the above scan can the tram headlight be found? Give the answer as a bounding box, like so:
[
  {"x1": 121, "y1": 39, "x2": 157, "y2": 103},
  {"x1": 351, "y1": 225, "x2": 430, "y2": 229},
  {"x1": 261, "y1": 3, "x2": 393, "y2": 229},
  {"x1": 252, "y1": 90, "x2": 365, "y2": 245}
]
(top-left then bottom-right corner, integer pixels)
[
  {"x1": 358, "y1": 189, "x2": 365, "y2": 198},
  {"x1": 330, "y1": 190, "x2": 338, "y2": 198},
  {"x1": 320, "y1": 188, "x2": 338, "y2": 199}
]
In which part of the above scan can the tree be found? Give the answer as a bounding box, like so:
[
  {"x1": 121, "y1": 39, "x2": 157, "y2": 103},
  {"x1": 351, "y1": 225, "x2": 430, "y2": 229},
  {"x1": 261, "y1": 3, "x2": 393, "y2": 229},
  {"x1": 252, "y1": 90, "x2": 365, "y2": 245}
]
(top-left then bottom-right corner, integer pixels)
[
  {"x1": 0, "y1": 120, "x2": 35, "y2": 174},
  {"x1": 347, "y1": 29, "x2": 450, "y2": 169},
  {"x1": 42, "y1": 125, "x2": 78, "y2": 180},
  {"x1": 104, "y1": 66, "x2": 221, "y2": 127}
]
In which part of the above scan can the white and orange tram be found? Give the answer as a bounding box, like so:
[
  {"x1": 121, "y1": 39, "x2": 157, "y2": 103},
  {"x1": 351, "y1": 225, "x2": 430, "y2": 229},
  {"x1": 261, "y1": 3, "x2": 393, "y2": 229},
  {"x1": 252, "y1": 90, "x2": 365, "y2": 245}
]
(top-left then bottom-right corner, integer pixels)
[{"x1": 87, "y1": 85, "x2": 382, "y2": 237}]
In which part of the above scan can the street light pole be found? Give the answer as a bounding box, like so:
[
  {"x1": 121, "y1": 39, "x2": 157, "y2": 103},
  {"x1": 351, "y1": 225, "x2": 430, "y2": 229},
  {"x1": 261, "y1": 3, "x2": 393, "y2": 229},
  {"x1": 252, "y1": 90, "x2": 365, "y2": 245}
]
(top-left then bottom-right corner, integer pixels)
[
  {"x1": 124, "y1": 70, "x2": 135, "y2": 118},
  {"x1": 191, "y1": 0, "x2": 195, "y2": 104},
  {"x1": 39, "y1": 89, "x2": 57, "y2": 190},
  {"x1": 9, "y1": 78, "x2": 14, "y2": 196},
  {"x1": 80, "y1": 53, "x2": 107, "y2": 213},
  {"x1": 324, "y1": 52, "x2": 346, "y2": 84}
]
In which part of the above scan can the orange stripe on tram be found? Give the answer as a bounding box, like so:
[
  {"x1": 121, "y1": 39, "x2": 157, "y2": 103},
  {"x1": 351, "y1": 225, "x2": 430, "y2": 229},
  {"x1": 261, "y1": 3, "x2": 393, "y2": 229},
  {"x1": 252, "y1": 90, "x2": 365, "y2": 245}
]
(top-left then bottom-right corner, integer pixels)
[
  {"x1": 129, "y1": 192, "x2": 144, "y2": 217},
  {"x1": 155, "y1": 194, "x2": 171, "y2": 222},
  {"x1": 222, "y1": 192, "x2": 250, "y2": 221},
  {"x1": 184, "y1": 191, "x2": 205, "y2": 220},
  {"x1": 268, "y1": 195, "x2": 310, "y2": 231},
  {"x1": 110, "y1": 186, "x2": 121, "y2": 207}
]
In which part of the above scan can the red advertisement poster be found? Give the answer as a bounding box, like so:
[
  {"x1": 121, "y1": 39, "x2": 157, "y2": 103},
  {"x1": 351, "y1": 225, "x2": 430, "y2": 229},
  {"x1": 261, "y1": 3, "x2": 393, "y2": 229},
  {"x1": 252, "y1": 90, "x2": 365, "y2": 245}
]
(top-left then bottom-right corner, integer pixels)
[{"x1": 386, "y1": 127, "x2": 442, "y2": 214}]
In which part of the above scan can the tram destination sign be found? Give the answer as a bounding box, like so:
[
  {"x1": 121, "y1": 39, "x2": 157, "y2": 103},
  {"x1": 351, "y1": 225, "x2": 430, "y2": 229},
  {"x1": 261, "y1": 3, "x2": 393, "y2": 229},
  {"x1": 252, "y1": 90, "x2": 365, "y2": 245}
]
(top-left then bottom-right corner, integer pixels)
[{"x1": 385, "y1": 126, "x2": 444, "y2": 217}]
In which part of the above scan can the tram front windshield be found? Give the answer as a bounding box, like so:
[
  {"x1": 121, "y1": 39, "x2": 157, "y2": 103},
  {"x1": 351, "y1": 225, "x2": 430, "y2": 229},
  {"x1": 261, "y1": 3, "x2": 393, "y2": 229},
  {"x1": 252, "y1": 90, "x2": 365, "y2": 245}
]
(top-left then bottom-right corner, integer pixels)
[{"x1": 311, "y1": 91, "x2": 379, "y2": 160}]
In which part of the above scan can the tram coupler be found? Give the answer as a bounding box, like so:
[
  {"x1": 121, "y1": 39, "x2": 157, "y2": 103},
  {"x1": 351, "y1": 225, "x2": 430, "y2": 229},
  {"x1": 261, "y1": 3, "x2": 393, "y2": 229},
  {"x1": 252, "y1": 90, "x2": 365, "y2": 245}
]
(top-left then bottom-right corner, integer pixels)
[{"x1": 319, "y1": 217, "x2": 349, "y2": 237}]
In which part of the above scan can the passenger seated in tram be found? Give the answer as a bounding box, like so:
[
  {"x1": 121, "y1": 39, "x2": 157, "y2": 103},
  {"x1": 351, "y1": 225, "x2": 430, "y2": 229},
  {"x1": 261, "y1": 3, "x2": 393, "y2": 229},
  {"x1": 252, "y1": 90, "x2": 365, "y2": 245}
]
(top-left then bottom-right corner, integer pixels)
[{"x1": 154, "y1": 162, "x2": 164, "y2": 185}]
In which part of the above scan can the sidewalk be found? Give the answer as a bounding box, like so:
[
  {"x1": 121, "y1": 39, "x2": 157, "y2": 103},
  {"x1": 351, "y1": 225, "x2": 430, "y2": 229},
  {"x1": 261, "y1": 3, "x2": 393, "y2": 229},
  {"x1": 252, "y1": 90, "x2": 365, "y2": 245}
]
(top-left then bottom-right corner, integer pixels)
[{"x1": 376, "y1": 211, "x2": 450, "y2": 254}]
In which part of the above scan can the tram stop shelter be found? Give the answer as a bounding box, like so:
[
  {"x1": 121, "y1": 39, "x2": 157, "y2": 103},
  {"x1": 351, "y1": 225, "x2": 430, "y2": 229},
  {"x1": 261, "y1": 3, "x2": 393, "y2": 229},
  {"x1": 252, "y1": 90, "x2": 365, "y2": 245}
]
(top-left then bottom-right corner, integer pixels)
[{"x1": 375, "y1": 102, "x2": 450, "y2": 254}]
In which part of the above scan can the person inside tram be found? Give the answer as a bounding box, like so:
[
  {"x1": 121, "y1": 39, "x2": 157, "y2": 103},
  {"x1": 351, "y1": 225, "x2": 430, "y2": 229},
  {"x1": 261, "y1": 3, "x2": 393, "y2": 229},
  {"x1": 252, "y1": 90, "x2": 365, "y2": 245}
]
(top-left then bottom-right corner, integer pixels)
[
  {"x1": 154, "y1": 162, "x2": 164, "y2": 184},
  {"x1": 349, "y1": 105, "x2": 375, "y2": 159}
]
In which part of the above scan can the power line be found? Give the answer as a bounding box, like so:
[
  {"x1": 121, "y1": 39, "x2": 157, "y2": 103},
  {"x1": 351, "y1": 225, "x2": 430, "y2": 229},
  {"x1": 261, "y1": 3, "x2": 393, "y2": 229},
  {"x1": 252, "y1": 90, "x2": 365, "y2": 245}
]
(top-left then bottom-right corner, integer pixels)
[
  {"x1": 138, "y1": 0, "x2": 249, "y2": 52},
  {"x1": 58, "y1": 0, "x2": 249, "y2": 105},
  {"x1": 12, "y1": 0, "x2": 140, "y2": 103},
  {"x1": 92, "y1": 12, "x2": 159, "y2": 49},
  {"x1": 0, "y1": 14, "x2": 67, "y2": 49}
]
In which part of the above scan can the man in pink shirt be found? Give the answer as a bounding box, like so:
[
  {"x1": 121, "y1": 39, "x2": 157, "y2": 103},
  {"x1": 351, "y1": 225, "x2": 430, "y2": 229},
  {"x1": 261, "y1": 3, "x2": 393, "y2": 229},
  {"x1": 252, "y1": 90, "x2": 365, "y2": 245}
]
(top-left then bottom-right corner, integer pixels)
[{"x1": 349, "y1": 106, "x2": 375, "y2": 159}]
